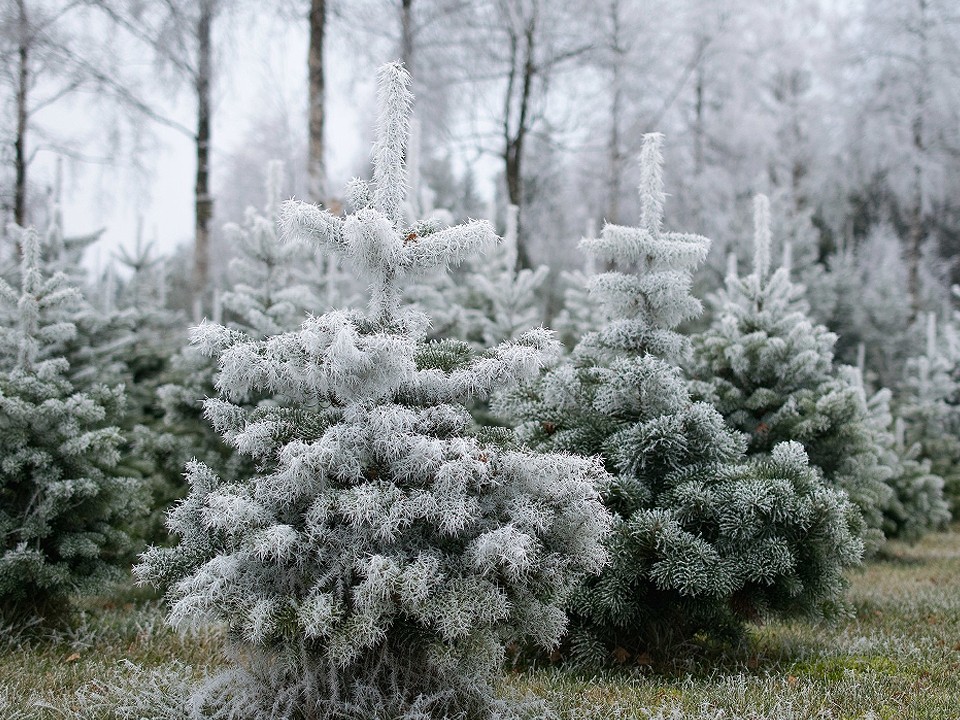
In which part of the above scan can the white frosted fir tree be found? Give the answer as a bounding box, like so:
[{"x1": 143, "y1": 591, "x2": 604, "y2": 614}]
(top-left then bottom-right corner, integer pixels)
[
  {"x1": 0, "y1": 227, "x2": 145, "y2": 623},
  {"x1": 866, "y1": 386, "x2": 950, "y2": 542},
  {"x1": 136, "y1": 63, "x2": 611, "y2": 720},
  {"x1": 897, "y1": 311, "x2": 960, "y2": 512},
  {"x1": 456, "y1": 204, "x2": 549, "y2": 347},
  {"x1": 408, "y1": 204, "x2": 549, "y2": 349},
  {"x1": 497, "y1": 138, "x2": 862, "y2": 663},
  {"x1": 692, "y1": 195, "x2": 895, "y2": 552},
  {"x1": 221, "y1": 160, "x2": 325, "y2": 337}
]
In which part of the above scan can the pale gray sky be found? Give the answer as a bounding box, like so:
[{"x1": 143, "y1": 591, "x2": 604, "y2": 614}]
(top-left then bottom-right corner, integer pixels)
[{"x1": 43, "y1": 12, "x2": 370, "y2": 271}]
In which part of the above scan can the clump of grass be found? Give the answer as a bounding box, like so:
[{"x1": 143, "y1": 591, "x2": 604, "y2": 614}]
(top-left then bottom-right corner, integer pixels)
[{"x1": 0, "y1": 590, "x2": 224, "y2": 720}]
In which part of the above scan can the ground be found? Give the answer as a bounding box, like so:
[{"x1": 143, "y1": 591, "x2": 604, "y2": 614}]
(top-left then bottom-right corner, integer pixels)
[{"x1": 3, "y1": 527, "x2": 959, "y2": 719}]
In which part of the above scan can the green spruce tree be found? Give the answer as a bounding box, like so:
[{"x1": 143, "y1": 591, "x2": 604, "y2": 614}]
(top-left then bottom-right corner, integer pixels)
[
  {"x1": 691, "y1": 195, "x2": 895, "y2": 552},
  {"x1": 896, "y1": 312, "x2": 960, "y2": 512},
  {"x1": 867, "y1": 386, "x2": 950, "y2": 542},
  {"x1": 497, "y1": 138, "x2": 863, "y2": 663},
  {"x1": 553, "y1": 219, "x2": 603, "y2": 351}
]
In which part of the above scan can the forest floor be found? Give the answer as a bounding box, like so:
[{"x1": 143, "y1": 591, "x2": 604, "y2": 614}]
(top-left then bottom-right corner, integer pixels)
[{"x1": 3, "y1": 527, "x2": 959, "y2": 720}]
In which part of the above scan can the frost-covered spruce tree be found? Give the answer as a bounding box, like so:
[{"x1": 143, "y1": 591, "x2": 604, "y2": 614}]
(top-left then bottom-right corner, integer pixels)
[
  {"x1": 409, "y1": 205, "x2": 549, "y2": 349},
  {"x1": 136, "y1": 63, "x2": 610, "y2": 720},
  {"x1": 0, "y1": 228, "x2": 145, "y2": 623},
  {"x1": 691, "y1": 195, "x2": 894, "y2": 552},
  {"x1": 896, "y1": 312, "x2": 960, "y2": 510},
  {"x1": 496, "y1": 137, "x2": 863, "y2": 662},
  {"x1": 454, "y1": 204, "x2": 549, "y2": 347},
  {"x1": 100, "y1": 238, "x2": 201, "y2": 547},
  {"x1": 221, "y1": 161, "x2": 324, "y2": 337},
  {"x1": 866, "y1": 387, "x2": 949, "y2": 542}
]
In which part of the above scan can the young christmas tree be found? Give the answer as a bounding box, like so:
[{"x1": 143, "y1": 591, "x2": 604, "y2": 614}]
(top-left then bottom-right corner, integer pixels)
[
  {"x1": 496, "y1": 137, "x2": 863, "y2": 663},
  {"x1": 220, "y1": 160, "x2": 325, "y2": 337},
  {"x1": 691, "y1": 195, "x2": 895, "y2": 552},
  {"x1": 866, "y1": 386, "x2": 950, "y2": 542},
  {"x1": 896, "y1": 312, "x2": 960, "y2": 512},
  {"x1": 136, "y1": 63, "x2": 611, "y2": 720},
  {"x1": 455, "y1": 204, "x2": 550, "y2": 347},
  {"x1": 0, "y1": 227, "x2": 145, "y2": 623},
  {"x1": 100, "y1": 237, "x2": 199, "y2": 547}
]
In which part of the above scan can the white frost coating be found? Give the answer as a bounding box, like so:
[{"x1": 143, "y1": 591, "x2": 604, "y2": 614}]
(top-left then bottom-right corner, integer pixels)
[
  {"x1": 638, "y1": 133, "x2": 666, "y2": 236},
  {"x1": 503, "y1": 204, "x2": 519, "y2": 271}
]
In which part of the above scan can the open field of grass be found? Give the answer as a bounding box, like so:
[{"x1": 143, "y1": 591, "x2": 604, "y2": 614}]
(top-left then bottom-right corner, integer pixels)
[{"x1": 3, "y1": 527, "x2": 959, "y2": 719}]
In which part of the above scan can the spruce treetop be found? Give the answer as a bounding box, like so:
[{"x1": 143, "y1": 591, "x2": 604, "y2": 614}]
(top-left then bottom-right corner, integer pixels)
[
  {"x1": 0, "y1": 227, "x2": 82, "y2": 375},
  {"x1": 221, "y1": 161, "x2": 323, "y2": 338},
  {"x1": 580, "y1": 133, "x2": 710, "y2": 362},
  {"x1": 753, "y1": 194, "x2": 772, "y2": 284},
  {"x1": 281, "y1": 63, "x2": 496, "y2": 330}
]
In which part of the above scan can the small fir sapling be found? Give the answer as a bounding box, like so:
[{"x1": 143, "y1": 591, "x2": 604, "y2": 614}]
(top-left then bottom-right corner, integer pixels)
[
  {"x1": 136, "y1": 63, "x2": 611, "y2": 720},
  {"x1": 866, "y1": 385, "x2": 950, "y2": 542},
  {"x1": 10, "y1": 209, "x2": 123, "y2": 391},
  {"x1": 104, "y1": 237, "x2": 200, "y2": 546},
  {"x1": 408, "y1": 204, "x2": 549, "y2": 348},
  {"x1": 0, "y1": 227, "x2": 145, "y2": 623},
  {"x1": 40, "y1": 198, "x2": 102, "y2": 287},
  {"x1": 454, "y1": 204, "x2": 549, "y2": 347},
  {"x1": 496, "y1": 137, "x2": 863, "y2": 664},
  {"x1": 220, "y1": 160, "x2": 325, "y2": 337},
  {"x1": 691, "y1": 195, "x2": 895, "y2": 552},
  {"x1": 896, "y1": 311, "x2": 960, "y2": 510},
  {"x1": 838, "y1": 224, "x2": 914, "y2": 386},
  {"x1": 801, "y1": 222, "x2": 939, "y2": 391}
]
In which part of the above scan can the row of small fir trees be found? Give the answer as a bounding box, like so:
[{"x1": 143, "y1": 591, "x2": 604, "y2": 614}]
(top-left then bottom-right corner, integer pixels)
[{"x1": 0, "y1": 63, "x2": 951, "y2": 719}]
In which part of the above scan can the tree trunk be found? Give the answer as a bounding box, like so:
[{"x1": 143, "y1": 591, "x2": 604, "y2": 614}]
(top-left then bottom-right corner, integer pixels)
[
  {"x1": 401, "y1": 0, "x2": 414, "y2": 75},
  {"x1": 690, "y1": 33, "x2": 709, "y2": 236},
  {"x1": 14, "y1": 0, "x2": 29, "y2": 229},
  {"x1": 308, "y1": 0, "x2": 326, "y2": 203},
  {"x1": 503, "y1": 17, "x2": 535, "y2": 272},
  {"x1": 693, "y1": 63, "x2": 704, "y2": 177},
  {"x1": 192, "y1": 0, "x2": 214, "y2": 315}
]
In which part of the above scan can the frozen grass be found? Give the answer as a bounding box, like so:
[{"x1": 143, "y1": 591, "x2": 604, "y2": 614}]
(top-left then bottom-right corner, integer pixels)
[
  {"x1": 3, "y1": 528, "x2": 959, "y2": 719},
  {"x1": 0, "y1": 586, "x2": 224, "y2": 720}
]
